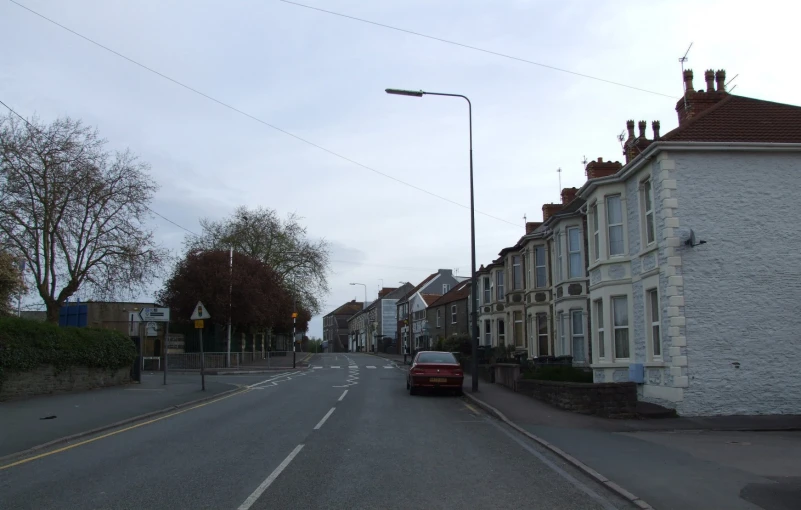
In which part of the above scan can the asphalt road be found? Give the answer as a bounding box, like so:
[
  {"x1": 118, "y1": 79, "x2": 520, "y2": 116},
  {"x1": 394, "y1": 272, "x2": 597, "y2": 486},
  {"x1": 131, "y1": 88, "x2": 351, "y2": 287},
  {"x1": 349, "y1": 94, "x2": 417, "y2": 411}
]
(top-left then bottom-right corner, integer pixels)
[{"x1": 0, "y1": 353, "x2": 636, "y2": 510}]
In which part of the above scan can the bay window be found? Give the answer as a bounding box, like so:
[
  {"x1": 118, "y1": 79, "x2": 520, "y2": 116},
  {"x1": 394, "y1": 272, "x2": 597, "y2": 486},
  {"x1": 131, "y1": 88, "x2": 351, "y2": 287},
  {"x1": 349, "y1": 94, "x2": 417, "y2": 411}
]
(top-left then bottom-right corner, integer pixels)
[
  {"x1": 513, "y1": 311, "x2": 524, "y2": 347},
  {"x1": 512, "y1": 255, "x2": 523, "y2": 290},
  {"x1": 482, "y1": 276, "x2": 491, "y2": 304},
  {"x1": 648, "y1": 289, "x2": 661, "y2": 357},
  {"x1": 536, "y1": 313, "x2": 549, "y2": 356},
  {"x1": 643, "y1": 180, "x2": 655, "y2": 245},
  {"x1": 612, "y1": 296, "x2": 630, "y2": 359},
  {"x1": 606, "y1": 195, "x2": 624, "y2": 256},
  {"x1": 567, "y1": 227, "x2": 583, "y2": 278},
  {"x1": 571, "y1": 310, "x2": 585, "y2": 362},
  {"x1": 591, "y1": 203, "x2": 600, "y2": 261},
  {"x1": 496, "y1": 270, "x2": 505, "y2": 301},
  {"x1": 595, "y1": 299, "x2": 605, "y2": 359},
  {"x1": 535, "y1": 246, "x2": 547, "y2": 288},
  {"x1": 555, "y1": 233, "x2": 564, "y2": 283}
]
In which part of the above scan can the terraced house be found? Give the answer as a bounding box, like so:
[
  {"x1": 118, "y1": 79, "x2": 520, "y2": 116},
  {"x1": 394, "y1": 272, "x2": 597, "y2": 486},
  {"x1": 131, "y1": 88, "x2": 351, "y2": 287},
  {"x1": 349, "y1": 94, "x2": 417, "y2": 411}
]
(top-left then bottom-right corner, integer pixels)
[{"x1": 477, "y1": 67, "x2": 801, "y2": 416}]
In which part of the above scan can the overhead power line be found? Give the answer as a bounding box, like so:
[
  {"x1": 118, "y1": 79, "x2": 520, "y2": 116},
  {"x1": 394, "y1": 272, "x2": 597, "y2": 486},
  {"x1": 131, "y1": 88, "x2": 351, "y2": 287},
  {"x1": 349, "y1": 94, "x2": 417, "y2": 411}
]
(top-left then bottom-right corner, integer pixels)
[
  {"x1": 8, "y1": 0, "x2": 519, "y2": 228},
  {"x1": 278, "y1": 0, "x2": 678, "y2": 99}
]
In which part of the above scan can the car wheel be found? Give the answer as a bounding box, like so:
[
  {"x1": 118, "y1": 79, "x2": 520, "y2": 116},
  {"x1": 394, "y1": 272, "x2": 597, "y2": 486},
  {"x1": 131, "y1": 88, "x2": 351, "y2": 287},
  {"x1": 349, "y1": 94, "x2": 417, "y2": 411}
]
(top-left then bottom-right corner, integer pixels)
[
  {"x1": 406, "y1": 379, "x2": 410, "y2": 390},
  {"x1": 409, "y1": 385, "x2": 418, "y2": 396}
]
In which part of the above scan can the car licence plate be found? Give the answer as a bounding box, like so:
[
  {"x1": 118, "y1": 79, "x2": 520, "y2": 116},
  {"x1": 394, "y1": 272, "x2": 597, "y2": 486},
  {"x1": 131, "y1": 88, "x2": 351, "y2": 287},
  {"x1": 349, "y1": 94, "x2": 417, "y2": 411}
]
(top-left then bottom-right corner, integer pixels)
[{"x1": 430, "y1": 378, "x2": 447, "y2": 383}]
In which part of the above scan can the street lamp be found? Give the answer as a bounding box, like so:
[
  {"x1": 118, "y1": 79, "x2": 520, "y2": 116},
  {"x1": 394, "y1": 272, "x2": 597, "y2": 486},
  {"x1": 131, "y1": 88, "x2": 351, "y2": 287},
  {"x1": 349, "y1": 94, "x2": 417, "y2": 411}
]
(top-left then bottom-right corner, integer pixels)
[{"x1": 386, "y1": 87, "x2": 480, "y2": 393}]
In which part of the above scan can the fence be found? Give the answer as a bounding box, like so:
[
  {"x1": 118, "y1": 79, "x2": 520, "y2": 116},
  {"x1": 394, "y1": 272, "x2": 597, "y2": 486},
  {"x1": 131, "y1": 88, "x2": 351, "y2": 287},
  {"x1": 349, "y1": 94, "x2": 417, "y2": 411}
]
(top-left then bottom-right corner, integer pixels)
[{"x1": 92, "y1": 320, "x2": 300, "y2": 371}]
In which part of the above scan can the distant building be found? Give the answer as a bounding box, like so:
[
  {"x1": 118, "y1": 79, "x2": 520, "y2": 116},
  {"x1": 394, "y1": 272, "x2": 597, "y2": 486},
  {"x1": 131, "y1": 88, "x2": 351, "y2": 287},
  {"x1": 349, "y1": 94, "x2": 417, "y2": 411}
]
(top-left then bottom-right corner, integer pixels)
[{"x1": 322, "y1": 300, "x2": 364, "y2": 352}]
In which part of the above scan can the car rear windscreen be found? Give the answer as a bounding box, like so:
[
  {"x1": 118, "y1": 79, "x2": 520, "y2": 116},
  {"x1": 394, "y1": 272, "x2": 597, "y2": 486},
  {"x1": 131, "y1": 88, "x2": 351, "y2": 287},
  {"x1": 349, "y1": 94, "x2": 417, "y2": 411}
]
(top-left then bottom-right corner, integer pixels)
[{"x1": 417, "y1": 352, "x2": 458, "y2": 364}]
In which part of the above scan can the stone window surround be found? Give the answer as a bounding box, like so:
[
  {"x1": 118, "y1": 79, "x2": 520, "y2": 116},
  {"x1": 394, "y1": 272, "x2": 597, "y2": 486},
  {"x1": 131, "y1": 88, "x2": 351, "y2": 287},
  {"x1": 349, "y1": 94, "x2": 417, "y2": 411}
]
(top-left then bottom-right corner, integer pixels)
[{"x1": 585, "y1": 182, "x2": 629, "y2": 270}]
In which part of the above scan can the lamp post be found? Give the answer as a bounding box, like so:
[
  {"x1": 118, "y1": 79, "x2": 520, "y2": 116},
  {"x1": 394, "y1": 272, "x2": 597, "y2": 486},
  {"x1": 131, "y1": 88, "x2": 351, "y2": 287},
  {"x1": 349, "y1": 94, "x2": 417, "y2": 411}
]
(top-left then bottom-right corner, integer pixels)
[{"x1": 386, "y1": 88, "x2": 480, "y2": 392}]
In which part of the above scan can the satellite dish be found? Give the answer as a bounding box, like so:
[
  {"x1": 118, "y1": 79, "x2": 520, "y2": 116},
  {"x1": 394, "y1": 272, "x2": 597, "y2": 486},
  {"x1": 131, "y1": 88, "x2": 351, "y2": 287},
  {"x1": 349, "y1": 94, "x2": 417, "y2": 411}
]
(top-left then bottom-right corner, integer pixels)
[{"x1": 684, "y1": 228, "x2": 707, "y2": 247}]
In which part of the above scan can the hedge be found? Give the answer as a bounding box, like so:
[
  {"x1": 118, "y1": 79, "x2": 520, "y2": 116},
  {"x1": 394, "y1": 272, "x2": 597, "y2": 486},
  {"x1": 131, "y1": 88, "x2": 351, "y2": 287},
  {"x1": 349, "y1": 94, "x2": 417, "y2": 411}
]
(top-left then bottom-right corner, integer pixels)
[
  {"x1": 522, "y1": 365, "x2": 593, "y2": 383},
  {"x1": 0, "y1": 316, "x2": 137, "y2": 388}
]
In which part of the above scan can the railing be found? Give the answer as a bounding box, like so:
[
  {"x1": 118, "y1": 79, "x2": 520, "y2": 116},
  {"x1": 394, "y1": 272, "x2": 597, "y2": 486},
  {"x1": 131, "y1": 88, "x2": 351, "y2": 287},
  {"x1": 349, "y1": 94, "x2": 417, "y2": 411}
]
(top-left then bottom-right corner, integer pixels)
[{"x1": 165, "y1": 351, "x2": 297, "y2": 370}]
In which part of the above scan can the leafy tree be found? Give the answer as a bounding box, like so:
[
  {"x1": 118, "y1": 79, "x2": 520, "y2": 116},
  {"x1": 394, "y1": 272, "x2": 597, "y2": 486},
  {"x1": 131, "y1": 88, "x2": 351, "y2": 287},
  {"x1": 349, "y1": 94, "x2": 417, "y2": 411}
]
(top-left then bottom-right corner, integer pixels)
[
  {"x1": 157, "y1": 249, "x2": 297, "y2": 334},
  {"x1": 185, "y1": 206, "x2": 329, "y2": 315},
  {"x1": 0, "y1": 113, "x2": 165, "y2": 322},
  {"x1": 0, "y1": 250, "x2": 24, "y2": 316}
]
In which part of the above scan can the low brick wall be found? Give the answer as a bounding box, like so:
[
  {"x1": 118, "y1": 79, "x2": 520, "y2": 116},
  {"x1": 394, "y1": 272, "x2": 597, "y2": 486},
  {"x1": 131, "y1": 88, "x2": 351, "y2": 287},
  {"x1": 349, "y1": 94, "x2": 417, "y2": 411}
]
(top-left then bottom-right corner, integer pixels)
[
  {"x1": 463, "y1": 363, "x2": 495, "y2": 383},
  {"x1": 516, "y1": 379, "x2": 637, "y2": 418},
  {"x1": 493, "y1": 364, "x2": 520, "y2": 390},
  {"x1": 0, "y1": 365, "x2": 132, "y2": 401}
]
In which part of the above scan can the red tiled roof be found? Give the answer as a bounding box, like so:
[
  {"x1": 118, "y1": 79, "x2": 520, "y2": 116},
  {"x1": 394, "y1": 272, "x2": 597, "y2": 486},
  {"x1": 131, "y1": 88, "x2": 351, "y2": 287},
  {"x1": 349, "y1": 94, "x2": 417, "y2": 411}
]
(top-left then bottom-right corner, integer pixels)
[
  {"x1": 399, "y1": 272, "x2": 439, "y2": 302},
  {"x1": 429, "y1": 279, "x2": 471, "y2": 307},
  {"x1": 421, "y1": 293, "x2": 442, "y2": 306},
  {"x1": 327, "y1": 300, "x2": 364, "y2": 316},
  {"x1": 661, "y1": 95, "x2": 801, "y2": 143}
]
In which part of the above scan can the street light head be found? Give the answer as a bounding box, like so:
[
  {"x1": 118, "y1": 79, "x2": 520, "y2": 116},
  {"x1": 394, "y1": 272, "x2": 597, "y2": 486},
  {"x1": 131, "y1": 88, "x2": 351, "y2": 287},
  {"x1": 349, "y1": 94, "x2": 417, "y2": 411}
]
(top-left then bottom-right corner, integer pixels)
[{"x1": 385, "y1": 88, "x2": 424, "y2": 97}]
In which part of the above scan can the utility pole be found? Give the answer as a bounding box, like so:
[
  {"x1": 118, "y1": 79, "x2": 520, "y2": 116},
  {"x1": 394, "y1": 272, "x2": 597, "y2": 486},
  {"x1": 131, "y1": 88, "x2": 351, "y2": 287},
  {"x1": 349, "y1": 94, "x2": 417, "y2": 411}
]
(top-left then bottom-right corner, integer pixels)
[{"x1": 227, "y1": 246, "x2": 233, "y2": 368}]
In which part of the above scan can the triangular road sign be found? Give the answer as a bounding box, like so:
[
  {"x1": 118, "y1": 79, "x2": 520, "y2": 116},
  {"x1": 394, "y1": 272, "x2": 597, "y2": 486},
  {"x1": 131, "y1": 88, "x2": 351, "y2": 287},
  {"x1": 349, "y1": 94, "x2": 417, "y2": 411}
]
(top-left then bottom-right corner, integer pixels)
[{"x1": 190, "y1": 301, "x2": 211, "y2": 320}]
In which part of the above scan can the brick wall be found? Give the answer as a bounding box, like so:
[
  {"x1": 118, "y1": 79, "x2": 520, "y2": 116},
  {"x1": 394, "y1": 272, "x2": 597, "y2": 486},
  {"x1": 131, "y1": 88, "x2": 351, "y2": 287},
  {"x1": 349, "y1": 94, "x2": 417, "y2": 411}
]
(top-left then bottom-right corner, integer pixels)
[
  {"x1": 515, "y1": 379, "x2": 637, "y2": 418},
  {"x1": 0, "y1": 365, "x2": 131, "y2": 401}
]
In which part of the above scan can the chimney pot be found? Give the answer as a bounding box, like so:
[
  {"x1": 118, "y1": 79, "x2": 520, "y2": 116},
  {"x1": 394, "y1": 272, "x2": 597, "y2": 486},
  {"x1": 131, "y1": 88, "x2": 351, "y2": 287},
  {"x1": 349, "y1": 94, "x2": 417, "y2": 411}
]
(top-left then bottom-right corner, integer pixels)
[
  {"x1": 704, "y1": 69, "x2": 715, "y2": 93},
  {"x1": 626, "y1": 120, "x2": 635, "y2": 139},
  {"x1": 683, "y1": 69, "x2": 694, "y2": 93},
  {"x1": 715, "y1": 69, "x2": 726, "y2": 92},
  {"x1": 561, "y1": 187, "x2": 578, "y2": 205},
  {"x1": 652, "y1": 120, "x2": 661, "y2": 140},
  {"x1": 638, "y1": 120, "x2": 647, "y2": 138}
]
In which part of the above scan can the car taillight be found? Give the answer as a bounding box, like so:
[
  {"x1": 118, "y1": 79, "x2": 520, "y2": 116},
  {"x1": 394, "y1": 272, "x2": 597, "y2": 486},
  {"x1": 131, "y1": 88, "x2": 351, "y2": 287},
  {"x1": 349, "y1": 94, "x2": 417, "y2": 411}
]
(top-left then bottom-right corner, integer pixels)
[{"x1": 411, "y1": 367, "x2": 424, "y2": 375}]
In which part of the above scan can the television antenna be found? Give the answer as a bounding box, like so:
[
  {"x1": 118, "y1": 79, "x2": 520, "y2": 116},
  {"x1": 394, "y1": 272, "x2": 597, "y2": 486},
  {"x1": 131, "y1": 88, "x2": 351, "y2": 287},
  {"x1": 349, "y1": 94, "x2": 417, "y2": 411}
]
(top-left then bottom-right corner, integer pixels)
[
  {"x1": 557, "y1": 167, "x2": 562, "y2": 192},
  {"x1": 679, "y1": 42, "x2": 693, "y2": 110}
]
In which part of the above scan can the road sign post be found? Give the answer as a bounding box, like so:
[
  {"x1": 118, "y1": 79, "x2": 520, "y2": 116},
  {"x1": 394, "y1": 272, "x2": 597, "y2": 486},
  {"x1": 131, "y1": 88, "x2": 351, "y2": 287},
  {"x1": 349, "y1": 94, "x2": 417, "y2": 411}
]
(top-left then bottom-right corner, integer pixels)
[
  {"x1": 163, "y1": 320, "x2": 169, "y2": 386},
  {"x1": 191, "y1": 302, "x2": 211, "y2": 391}
]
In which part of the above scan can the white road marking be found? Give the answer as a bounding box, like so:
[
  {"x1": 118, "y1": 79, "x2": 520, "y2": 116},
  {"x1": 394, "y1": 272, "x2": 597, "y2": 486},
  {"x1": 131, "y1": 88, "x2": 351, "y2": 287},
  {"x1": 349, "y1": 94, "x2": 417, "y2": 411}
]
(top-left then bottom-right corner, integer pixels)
[
  {"x1": 383, "y1": 366, "x2": 393, "y2": 369},
  {"x1": 237, "y1": 444, "x2": 304, "y2": 510},
  {"x1": 366, "y1": 366, "x2": 376, "y2": 369},
  {"x1": 331, "y1": 365, "x2": 340, "y2": 368},
  {"x1": 313, "y1": 366, "x2": 323, "y2": 369},
  {"x1": 338, "y1": 389, "x2": 348, "y2": 401},
  {"x1": 314, "y1": 407, "x2": 336, "y2": 430},
  {"x1": 247, "y1": 372, "x2": 295, "y2": 389}
]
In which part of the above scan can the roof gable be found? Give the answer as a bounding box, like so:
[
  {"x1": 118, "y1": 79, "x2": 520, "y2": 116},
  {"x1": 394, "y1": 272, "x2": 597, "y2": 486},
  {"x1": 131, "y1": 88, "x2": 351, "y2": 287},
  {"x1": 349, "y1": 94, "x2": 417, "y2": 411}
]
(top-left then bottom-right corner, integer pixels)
[{"x1": 429, "y1": 279, "x2": 471, "y2": 307}]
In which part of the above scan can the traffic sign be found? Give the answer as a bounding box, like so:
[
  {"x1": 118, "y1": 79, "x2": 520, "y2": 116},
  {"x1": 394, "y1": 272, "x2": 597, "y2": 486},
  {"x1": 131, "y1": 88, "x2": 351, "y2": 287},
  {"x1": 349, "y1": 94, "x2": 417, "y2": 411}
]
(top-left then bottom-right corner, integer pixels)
[
  {"x1": 194, "y1": 320, "x2": 204, "y2": 329},
  {"x1": 190, "y1": 301, "x2": 211, "y2": 320},
  {"x1": 291, "y1": 312, "x2": 298, "y2": 318},
  {"x1": 139, "y1": 307, "x2": 170, "y2": 322}
]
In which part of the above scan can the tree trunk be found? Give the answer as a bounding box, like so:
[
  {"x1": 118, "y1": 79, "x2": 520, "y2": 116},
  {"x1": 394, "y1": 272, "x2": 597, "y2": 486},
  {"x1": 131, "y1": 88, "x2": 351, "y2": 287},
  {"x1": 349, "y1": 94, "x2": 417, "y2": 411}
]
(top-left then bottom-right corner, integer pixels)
[{"x1": 45, "y1": 302, "x2": 61, "y2": 324}]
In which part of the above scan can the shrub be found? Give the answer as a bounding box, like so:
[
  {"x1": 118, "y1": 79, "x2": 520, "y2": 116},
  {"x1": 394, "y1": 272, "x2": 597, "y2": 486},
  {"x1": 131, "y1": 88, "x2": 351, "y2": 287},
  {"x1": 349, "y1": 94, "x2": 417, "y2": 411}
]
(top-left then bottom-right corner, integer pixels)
[
  {"x1": 0, "y1": 316, "x2": 136, "y2": 388},
  {"x1": 522, "y1": 365, "x2": 593, "y2": 383}
]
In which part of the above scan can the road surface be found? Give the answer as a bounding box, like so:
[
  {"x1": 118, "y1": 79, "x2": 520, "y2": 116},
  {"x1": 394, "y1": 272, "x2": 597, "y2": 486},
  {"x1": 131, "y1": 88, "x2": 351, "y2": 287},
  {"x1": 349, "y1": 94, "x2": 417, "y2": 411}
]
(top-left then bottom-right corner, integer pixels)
[{"x1": 0, "y1": 353, "x2": 636, "y2": 509}]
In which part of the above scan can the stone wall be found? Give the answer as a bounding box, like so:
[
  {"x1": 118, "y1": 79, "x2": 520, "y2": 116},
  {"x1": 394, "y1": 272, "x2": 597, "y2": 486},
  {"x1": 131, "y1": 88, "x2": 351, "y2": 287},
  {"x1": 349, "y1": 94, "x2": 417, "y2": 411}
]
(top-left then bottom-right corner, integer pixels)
[
  {"x1": 493, "y1": 363, "x2": 520, "y2": 390},
  {"x1": 516, "y1": 379, "x2": 637, "y2": 418},
  {"x1": 0, "y1": 365, "x2": 131, "y2": 401}
]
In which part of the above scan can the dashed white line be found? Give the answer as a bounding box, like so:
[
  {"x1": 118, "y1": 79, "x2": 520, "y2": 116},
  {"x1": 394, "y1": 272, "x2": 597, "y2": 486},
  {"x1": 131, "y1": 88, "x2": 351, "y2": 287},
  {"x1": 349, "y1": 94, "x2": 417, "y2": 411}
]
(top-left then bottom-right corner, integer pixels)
[
  {"x1": 366, "y1": 366, "x2": 376, "y2": 369},
  {"x1": 331, "y1": 365, "x2": 341, "y2": 369},
  {"x1": 237, "y1": 444, "x2": 304, "y2": 510},
  {"x1": 314, "y1": 407, "x2": 336, "y2": 430},
  {"x1": 312, "y1": 366, "x2": 323, "y2": 369},
  {"x1": 383, "y1": 366, "x2": 393, "y2": 369},
  {"x1": 338, "y1": 389, "x2": 348, "y2": 401}
]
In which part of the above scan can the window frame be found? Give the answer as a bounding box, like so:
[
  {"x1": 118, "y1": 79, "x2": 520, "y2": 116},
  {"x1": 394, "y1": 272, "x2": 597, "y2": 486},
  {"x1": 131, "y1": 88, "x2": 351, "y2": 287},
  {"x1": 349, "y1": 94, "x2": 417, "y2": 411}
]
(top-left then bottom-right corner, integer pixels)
[
  {"x1": 606, "y1": 195, "x2": 625, "y2": 257},
  {"x1": 496, "y1": 269, "x2": 505, "y2": 301},
  {"x1": 442, "y1": 283, "x2": 450, "y2": 294},
  {"x1": 647, "y1": 289, "x2": 661, "y2": 358},
  {"x1": 571, "y1": 310, "x2": 585, "y2": 362},
  {"x1": 482, "y1": 276, "x2": 491, "y2": 304},
  {"x1": 612, "y1": 295, "x2": 630, "y2": 360},
  {"x1": 436, "y1": 308, "x2": 441, "y2": 328},
  {"x1": 536, "y1": 313, "x2": 549, "y2": 357},
  {"x1": 556, "y1": 311, "x2": 566, "y2": 356},
  {"x1": 567, "y1": 226, "x2": 583, "y2": 279},
  {"x1": 513, "y1": 311, "x2": 524, "y2": 347},
  {"x1": 451, "y1": 304, "x2": 458, "y2": 324},
  {"x1": 555, "y1": 232, "x2": 564, "y2": 283},
  {"x1": 590, "y1": 202, "x2": 600, "y2": 261},
  {"x1": 595, "y1": 299, "x2": 605, "y2": 360},
  {"x1": 497, "y1": 318, "x2": 505, "y2": 346},
  {"x1": 534, "y1": 246, "x2": 547, "y2": 288},
  {"x1": 512, "y1": 255, "x2": 523, "y2": 290},
  {"x1": 642, "y1": 179, "x2": 656, "y2": 246},
  {"x1": 484, "y1": 319, "x2": 492, "y2": 346}
]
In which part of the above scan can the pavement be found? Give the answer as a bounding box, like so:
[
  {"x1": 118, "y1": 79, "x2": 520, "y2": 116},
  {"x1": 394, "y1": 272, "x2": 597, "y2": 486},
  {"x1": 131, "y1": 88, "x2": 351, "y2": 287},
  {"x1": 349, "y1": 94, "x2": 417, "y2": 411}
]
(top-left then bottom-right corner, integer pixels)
[
  {"x1": 465, "y1": 378, "x2": 801, "y2": 510},
  {"x1": 0, "y1": 353, "x2": 638, "y2": 510},
  {"x1": 0, "y1": 372, "x2": 238, "y2": 458}
]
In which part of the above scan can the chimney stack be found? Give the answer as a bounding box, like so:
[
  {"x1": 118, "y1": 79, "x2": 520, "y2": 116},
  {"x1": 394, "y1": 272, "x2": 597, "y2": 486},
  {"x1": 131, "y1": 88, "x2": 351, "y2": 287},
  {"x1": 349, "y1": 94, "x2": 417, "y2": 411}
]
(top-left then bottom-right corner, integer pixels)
[
  {"x1": 652, "y1": 120, "x2": 661, "y2": 140},
  {"x1": 638, "y1": 120, "x2": 647, "y2": 138},
  {"x1": 525, "y1": 221, "x2": 542, "y2": 234},
  {"x1": 715, "y1": 69, "x2": 726, "y2": 92},
  {"x1": 676, "y1": 68, "x2": 729, "y2": 125},
  {"x1": 586, "y1": 158, "x2": 623, "y2": 180},
  {"x1": 626, "y1": 120, "x2": 635, "y2": 140},
  {"x1": 561, "y1": 187, "x2": 579, "y2": 205},
  {"x1": 704, "y1": 69, "x2": 715, "y2": 93},
  {"x1": 683, "y1": 69, "x2": 694, "y2": 94},
  {"x1": 542, "y1": 203, "x2": 564, "y2": 222}
]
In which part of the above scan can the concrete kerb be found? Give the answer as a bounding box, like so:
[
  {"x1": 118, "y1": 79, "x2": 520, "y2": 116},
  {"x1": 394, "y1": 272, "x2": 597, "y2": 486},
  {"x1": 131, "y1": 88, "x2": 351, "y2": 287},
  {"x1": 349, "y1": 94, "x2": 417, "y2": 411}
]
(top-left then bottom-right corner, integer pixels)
[
  {"x1": 463, "y1": 392, "x2": 654, "y2": 510},
  {"x1": 0, "y1": 385, "x2": 247, "y2": 466}
]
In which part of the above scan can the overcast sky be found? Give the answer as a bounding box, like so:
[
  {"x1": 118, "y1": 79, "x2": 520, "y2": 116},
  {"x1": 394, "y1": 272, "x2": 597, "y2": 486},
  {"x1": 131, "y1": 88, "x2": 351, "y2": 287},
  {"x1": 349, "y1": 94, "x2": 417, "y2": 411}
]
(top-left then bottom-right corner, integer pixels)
[{"x1": 2, "y1": 0, "x2": 798, "y2": 337}]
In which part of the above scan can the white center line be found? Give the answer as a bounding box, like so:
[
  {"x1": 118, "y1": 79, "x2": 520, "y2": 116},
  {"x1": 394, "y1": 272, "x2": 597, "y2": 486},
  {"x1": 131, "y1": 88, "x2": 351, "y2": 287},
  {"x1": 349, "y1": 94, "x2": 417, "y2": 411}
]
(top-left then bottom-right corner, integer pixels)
[
  {"x1": 237, "y1": 444, "x2": 304, "y2": 510},
  {"x1": 338, "y1": 389, "x2": 348, "y2": 401},
  {"x1": 314, "y1": 407, "x2": 336, "y2": 430}
]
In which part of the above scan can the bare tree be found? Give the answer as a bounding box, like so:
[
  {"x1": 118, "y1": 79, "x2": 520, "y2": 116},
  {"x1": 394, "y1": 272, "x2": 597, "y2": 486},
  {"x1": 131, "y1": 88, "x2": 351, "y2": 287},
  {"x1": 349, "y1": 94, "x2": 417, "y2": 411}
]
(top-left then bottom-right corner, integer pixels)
[
  {"x1": 0, "y1": 249, "x2": 24, "y2": 316},
  {"x1": 0, "y1": 113, "x2": 166, "y2": 322},
  {"x1": 185, "y1": 206, "x2": 330, "y2": 315}
]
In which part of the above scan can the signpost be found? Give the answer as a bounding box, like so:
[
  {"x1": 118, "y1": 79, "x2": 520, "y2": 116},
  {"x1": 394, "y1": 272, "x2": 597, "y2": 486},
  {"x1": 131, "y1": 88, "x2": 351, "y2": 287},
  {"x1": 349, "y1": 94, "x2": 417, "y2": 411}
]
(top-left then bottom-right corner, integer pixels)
[
  {"x1": 191, "y1": 302, "x2": 211, "y2": 391},
  {"x1": 139, "y1": 307, "x2": 170, "y2": 322}
]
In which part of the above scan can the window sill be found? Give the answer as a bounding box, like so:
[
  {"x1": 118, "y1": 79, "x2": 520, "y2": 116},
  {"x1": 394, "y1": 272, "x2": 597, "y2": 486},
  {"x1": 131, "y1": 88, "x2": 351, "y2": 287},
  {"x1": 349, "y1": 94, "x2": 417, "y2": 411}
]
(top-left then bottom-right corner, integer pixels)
[
  {"x1": 636, "y1": 244, "x2": 658, "y2": 259},
  {"x1": 587, "y1": 257, "x2": 631, "y2": 272}
]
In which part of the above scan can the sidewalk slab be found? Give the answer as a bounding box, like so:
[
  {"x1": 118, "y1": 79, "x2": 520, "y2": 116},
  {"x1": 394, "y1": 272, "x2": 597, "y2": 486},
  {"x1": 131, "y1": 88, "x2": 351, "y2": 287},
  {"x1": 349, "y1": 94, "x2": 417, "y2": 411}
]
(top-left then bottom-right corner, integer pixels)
[
  {"x1": 0, "y1": 373, "x2": 234, "y2": 458},
  {"x1": 467, "y1": 379, "x2": 801, "y2": 510}
]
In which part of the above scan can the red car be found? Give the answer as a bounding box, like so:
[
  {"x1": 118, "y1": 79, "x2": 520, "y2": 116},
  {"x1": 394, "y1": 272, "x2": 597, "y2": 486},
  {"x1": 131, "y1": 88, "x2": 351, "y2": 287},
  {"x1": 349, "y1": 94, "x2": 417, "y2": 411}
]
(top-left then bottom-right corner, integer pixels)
[{"x1": 407, "y1": 351, "x2": 464, "y2": 395}]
